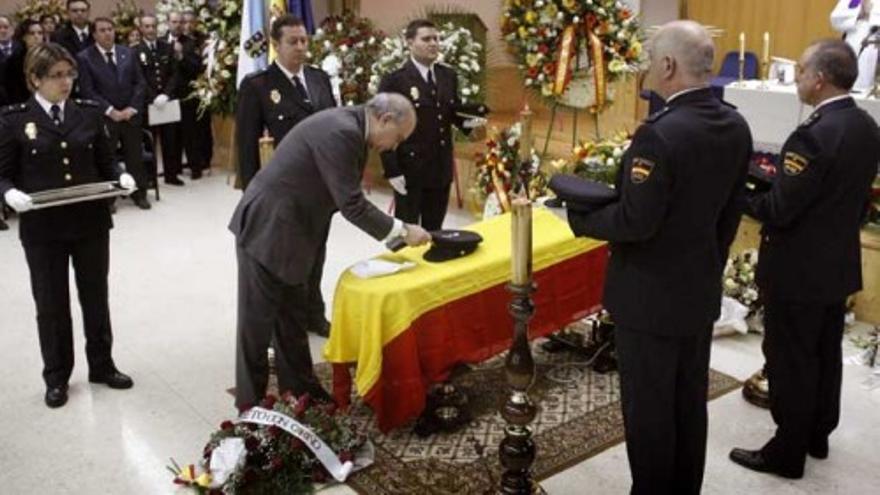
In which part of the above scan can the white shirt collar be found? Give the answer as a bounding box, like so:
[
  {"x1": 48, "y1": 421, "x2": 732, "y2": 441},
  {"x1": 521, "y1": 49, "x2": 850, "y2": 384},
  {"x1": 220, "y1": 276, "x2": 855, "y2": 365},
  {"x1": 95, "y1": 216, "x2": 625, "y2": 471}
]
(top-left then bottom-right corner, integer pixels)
[
  {"x1": 276, "y1": 62, "x2": 308, "y2": 90},
  {"x1": 74, "y1": 25, "x2": 89, "y2": 37},
  {"x1": 814, "y1": 94, "x2": 853, "y2": 111},
  {"x1": 665, "y1": 86, "x2": 709, "y2": 104},
  {"x1": 35, "y1": 92, "x2": 65, "y2": 117},
  {"x1": 410, "y1": 56, "x2": 435, "y2": 83},
  {"x1": 98, "y1": 44, "x2": 116, "y2": 57}
]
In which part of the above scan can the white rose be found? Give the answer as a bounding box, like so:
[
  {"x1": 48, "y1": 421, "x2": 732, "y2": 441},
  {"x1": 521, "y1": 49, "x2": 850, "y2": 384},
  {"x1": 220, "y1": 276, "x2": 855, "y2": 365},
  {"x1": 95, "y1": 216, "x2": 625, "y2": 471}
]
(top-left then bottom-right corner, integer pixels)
[
  {"x1": 613, "y1": 148, "x2": 623, "y2": 158},
  {"x1": 336, "y1": 23, "x2": 343, "y2": 31},
  {"x1": 340, "y1": 45, "x2": 349, "y2": 53},
  {"x1": 315, "y1": 28, "x2": 324, "y2": 37},
  {"x1": 355, "y1": 66, "x2": 364, "y2": 75},
  {"x1": 606, "y1": 158, "x2": 615, "y2": 167},
  {"x1": 220, "y1": 69, "x2": 231, "y2": 79},
  {"x1": 462, "y1": 88, "x2": 472, "y2": 96},
  {"x1": 724, "y1": 278, "x2": 737, "y2": 290},
  {"x1": 324, "y1": 40, "x2": 332, "y2": 50}
]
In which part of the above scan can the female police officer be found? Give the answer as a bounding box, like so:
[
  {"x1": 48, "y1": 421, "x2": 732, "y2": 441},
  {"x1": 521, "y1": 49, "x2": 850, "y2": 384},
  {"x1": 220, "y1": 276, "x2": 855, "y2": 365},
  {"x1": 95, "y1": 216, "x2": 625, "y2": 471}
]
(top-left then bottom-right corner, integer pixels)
[{"x1": 0, "y1": 43, "x2": 136, "y2": 408}]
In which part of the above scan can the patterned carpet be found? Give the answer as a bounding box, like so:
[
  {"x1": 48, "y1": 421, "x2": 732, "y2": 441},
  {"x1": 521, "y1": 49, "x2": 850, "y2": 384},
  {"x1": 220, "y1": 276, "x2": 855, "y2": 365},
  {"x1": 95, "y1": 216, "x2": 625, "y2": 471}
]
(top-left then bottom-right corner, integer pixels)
[{"x1": 308, "y1": 340, "x2": 742, "y2": 495}]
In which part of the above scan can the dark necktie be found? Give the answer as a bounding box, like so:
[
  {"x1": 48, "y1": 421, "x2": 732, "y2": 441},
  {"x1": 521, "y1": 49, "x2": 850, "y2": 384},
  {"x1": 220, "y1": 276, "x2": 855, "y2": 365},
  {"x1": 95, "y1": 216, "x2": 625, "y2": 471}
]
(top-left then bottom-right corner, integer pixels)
[
  {"x1": 293, "y1": 75, "x2": 312, "y2": 108},
  {"x1": 105, "y1": 50, "x2": 117, "y2": 72},
  {"x1": 427, "y1": 69, "x2": 437, "y2": 98},
  {"x1": 50, "y1": 104, "x2": 62, "y2": 126},
  {"x1": 79, "y1": 31, "x2": 87, "y2": 43}
]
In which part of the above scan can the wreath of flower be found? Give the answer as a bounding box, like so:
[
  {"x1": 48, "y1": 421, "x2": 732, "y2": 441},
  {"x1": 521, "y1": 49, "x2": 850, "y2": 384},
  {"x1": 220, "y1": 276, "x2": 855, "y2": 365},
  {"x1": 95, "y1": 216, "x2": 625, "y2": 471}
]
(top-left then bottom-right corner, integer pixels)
[
  {"x1": 13, "y1": 0, "x2": 65, "y2": 24},
  {"x1": 501, "y1": 0, "x2": 643, "y2": 112},
  {"x1": 472, "y1": 124, "x2": 548, "y2": 215},
  {"x1": 169, "y1": 392, "x2": 364, "y2": 494},
  {"x1": 309, "y1": 12, "x2": 385, "y2": 105},
  {"x1": 111, "y1": 0, "x2": 144, "y2": 45},
  {"x1": 369, "y1": 22, "x2": 484, "y2": 104}
]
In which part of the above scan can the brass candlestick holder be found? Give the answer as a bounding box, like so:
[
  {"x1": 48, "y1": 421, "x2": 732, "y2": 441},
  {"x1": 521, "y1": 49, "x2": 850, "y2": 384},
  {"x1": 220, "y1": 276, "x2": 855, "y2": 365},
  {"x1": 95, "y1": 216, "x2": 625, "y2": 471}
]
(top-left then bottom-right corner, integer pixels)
[
  {"x1": 738, "y1": 58, "x2": 745, "y2": 85},
  {"x1": 759, "y1": 61, "x2": 770, "y2": 90},
  {"x1": 500, "y1": 199, "x2": 538, "y2": 494}
]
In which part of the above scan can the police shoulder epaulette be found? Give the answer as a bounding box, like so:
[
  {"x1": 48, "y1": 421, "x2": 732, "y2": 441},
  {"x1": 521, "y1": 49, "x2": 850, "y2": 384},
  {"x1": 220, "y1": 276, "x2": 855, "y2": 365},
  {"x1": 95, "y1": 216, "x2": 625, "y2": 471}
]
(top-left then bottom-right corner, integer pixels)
[
  {"x1": 799, "y1": 111, "x2": 821, "y2": 128},
  {"x1": 644, "y1": 106, "x2": 672, "y2": 123},
  {"x1": 1, "y1": 103, "x2": 28, "y2": 116},
  {"x1": 74, "y1": 98, "x2": 100, "y2": 108}
]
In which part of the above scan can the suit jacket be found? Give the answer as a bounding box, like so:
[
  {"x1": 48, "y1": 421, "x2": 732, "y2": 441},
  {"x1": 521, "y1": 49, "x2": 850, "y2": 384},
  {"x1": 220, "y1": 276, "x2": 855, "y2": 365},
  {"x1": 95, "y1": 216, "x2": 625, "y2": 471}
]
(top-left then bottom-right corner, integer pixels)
[
  {"x1": 133, "y1": 39, "x2": 178, "y2": 107},
  {"x1": 0, "y1": 97, "x2": 118, "y2": 243},
  {"x1": 1, "y1": 43, "x2": 30, "y2": 104},
  {"x1": 77, "y1": 44, "x2": 146, "y2": 113},
  {"x1": 378, "y1": 60, "x2": 467, "y2": 189},
  {"x1": 228, "y1": 106, "x2": 394, "y2": 285},
  {"x1": 569, "y1": 88, "x2": 753, "y2": 336},
  {"x1": 747, "y1": 97, "x2": 880, "y2": 302},
  {"x1": 166, "y1": 33, "x2": 202, "y2": 100},
  {"x1": 51, "y1": 23, "x2": 93, "y2": 57},
  {"x1": 236, "y1": 63, "x2": 337, "y2": 189}
]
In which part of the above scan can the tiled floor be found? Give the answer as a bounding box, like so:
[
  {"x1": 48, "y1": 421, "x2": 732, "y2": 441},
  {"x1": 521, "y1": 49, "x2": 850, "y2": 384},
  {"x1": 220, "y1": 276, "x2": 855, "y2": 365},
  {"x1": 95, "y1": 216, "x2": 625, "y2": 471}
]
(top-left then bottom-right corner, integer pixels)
[{"x1": 0, "y1": 173, "x2": 877, "y2": 494}]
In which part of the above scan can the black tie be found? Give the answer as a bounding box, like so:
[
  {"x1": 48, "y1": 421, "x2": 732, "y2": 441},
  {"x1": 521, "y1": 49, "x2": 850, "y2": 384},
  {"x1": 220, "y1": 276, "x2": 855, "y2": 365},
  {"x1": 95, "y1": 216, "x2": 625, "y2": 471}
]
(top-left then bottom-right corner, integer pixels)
[
  {"x1": 427, "y1": 69, "x2": 437, "y2": 98},
  {"x1": 293, "y1": 75, "x2": 312, "y2": 108},
  {"x1": 50, "y1": 104, "x2": 62, "y2": 125},
  {"x1": 79, "y1": 32, "x2": 87, "y2": 43},
  {"x1": 105, "y1": 50, "x2": 117, "y2": 72}
]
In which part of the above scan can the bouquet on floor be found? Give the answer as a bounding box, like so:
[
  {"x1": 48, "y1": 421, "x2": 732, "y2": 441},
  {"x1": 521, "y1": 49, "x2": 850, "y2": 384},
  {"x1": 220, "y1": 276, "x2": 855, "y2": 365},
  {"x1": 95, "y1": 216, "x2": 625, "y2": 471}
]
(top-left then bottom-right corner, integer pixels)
[
  {"x1": 723, "y1": 249, "x2": 760, "y2": 314},
  {"x1": 310, "y1": 13, "x2": 385, "y2": 105},
  {"x1": 472, "y1": 123, "x2": 548, "y2": 217},
  {"x1": 369, "y1": 22, "x2": 484, "y2": 104},
  {"x1": 169, "y1": 392, "x2": 366, "y2": 494}
]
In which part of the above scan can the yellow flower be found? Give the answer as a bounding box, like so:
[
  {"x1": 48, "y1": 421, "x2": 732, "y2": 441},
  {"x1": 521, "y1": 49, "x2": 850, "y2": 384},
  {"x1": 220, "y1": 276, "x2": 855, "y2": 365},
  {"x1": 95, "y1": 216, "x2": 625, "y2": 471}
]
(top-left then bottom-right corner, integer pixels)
[
  {"x1": 544, "y1": 3, "x2": 559, "y2": 18},
  {"x1": 562, "y1": 0, "x2": 578, "y2": 12},
  {"x1": 608, "y1": 59, "x2": 626, "y2": 73},
  {"x1": 526, "y1": 53, "x2": 540, "y2": 67},
  {"x1": 518, "y1": 26, "x2": 529, "y2": 39},
  {"x1": 196, "y1": 473, "x2": 212, "y2": 488},
  {"x1": 525, "y1": 10, "x2": 538, "y2": 24},
  {"x1": 629, "y1": 40, "x2": 642, "y2": 58},
  {"x1": 541, "y1": 82, "x2": 554, "y2": 96}
]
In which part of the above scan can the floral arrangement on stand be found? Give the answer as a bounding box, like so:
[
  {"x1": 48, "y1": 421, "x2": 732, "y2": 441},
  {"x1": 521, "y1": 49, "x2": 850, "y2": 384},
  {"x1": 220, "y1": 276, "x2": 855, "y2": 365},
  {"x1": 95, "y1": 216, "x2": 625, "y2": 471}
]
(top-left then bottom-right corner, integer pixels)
[
  {"x1": 310, "y1": 12, "x2": 385, "y2": 105},
  {"x1": 369, "y1": 22, "x2": 483, "y2": 104},
  {"x1": 155, "y1": 0, "x2": 193, "y2": 35},
  {"x1": 111, "y1": 0, "x2": 144, "y2": 45},
  {"x1": 501, "y1": 0, "x2": 643, "y2": 112},
  {"x1": 562, "y1": 131, "x2": 631, "y2": 185},
  {"x1": 192, "y1": 0, "x2": 240, "y2": 116},
  {"x1": 472, "y1": 123, "x2": 548, "y2": 218},
  {"x1": 169, "y1": 392, "x2": 366, "y2": 494},
  {"x1": 13, "y1": 0, "x2": 65, "y2": 23}
]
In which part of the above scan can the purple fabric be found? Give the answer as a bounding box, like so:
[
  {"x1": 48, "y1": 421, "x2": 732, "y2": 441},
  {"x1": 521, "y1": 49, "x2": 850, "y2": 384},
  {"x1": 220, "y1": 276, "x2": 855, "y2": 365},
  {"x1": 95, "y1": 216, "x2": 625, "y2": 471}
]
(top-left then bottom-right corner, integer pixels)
[{"x1": 849, "y1": 0, "x2": 862, "y2": 9}]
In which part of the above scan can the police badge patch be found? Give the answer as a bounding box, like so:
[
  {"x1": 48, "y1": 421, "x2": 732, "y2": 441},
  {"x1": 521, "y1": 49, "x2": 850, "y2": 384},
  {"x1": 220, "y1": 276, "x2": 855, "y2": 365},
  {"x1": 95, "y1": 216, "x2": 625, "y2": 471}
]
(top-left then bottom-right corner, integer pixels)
[
  {"x1": 410, "y1": 86, "x2": 419, "y2": 100},
  {"x1": 270, "y1": 89, "x2": 281, "y2": 104},
  {"x1": 783, "y1": 151, "x2": 808, "y2": 176},
  {"x1": 630, "y1": 157, "x2": 655, "y2": 184}
]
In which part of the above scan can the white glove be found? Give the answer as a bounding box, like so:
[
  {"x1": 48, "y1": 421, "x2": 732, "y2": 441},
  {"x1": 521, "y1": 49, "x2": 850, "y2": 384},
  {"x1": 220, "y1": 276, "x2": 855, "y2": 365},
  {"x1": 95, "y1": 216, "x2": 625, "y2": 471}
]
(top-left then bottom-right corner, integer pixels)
[
  {"x1": 153, "y1": 94, "x2": 170, "y2": 105},
  {"x1": 389, "y1": 175, "x2": 408, "y2": 195},
  {"x1": 462, "y1": 117, "x2": 487, "y2": 129},
  {"x1": 119, "y1": 173, "x2": 137, "y2": 191},
  {"x1": 4, "y1": 188, "x2": 34, "y2": 213}
]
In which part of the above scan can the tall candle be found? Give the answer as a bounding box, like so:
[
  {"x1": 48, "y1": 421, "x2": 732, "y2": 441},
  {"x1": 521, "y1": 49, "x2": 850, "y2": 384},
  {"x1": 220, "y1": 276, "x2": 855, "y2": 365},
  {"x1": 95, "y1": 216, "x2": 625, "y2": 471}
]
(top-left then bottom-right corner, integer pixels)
[
  {"x1": 762, "y1": 32, "x2": 770, "y2": 64},
  {"x1": 511, "y1": 198, "x2": 532, "y2": 285},
  {"x1": 519, "y1": 102, "x2": 533, "y2": 163},
  {"x1": 739, "y1": 32, "x2": 745, "y2": 61}
]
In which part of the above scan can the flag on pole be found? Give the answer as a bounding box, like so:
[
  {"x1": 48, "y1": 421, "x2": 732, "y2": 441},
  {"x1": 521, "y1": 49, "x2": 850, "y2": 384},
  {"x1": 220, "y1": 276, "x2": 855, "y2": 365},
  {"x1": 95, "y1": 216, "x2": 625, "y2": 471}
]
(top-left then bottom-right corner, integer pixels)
[
  {"x1": 237, "y1": 0, "x2": 268, "y2": 88},
  {"x1": 268, "y1": 0, "x2": 288, "y2": 63},
  {"x1": 288, "y1": 0, "x2": 316, "y2": 33}
]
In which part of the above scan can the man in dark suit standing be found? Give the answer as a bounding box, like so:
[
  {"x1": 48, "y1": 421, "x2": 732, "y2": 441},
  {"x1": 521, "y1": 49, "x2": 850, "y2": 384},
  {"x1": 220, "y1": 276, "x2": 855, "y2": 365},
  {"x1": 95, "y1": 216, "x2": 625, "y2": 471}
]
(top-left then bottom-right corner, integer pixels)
[
  {"x1": 228, "y1": 93, "x2": 432, "y2": 410},
  {"x1": 730, "y1": 40, "x2": 880, "y2": 479},
  {"x1": 164, "y1": 10, "x2": 204, "y2": 180},
  {"x1": 182, "y1": 9, "x2": 212, "y2": 178},
  {"x1": 236, "y1": 14, "x2": 338, "y2": 336},
  {"x1": 77, "y1": 17, "x2": 150, "y2": 209},
  {"x1": 51, "y1": 0, "x2": 93, "y2": 57},
  {"x1": 378, "y1": 19, "x2": 482, "y2": 231},
  {"x1": 134, "y1": 14, "x2": 183, "y2": 185},
  {"x1": 566, "y1": 21, "x2": 752, "y2": 494}
]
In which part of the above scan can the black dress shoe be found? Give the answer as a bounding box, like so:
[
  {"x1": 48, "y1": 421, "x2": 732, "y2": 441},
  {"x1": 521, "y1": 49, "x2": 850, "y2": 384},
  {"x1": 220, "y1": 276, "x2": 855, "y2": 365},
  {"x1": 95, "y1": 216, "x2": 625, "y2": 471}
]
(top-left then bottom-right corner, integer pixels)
[
  {"x1": 190, "y1": 169, "x2": 203, "y2": 180},
  {"x1": 45, "y1": 385, "x2": 68, "y2": 408},
  {"x1": 809, "y1": 438, "x2": 829, "y2": 459},
  {"x1": 133, "y1": 197, "x2": 152, "y2": 210},
  {"x1": 89, "y1": 370, "x2": 134, "y2": 389},
  {"x1": 0, "y1": 218, "x2": 8, "y2": 231},
  {"x1": 308, "y1": 317, "x2": 331, "y2": 338},
  {"x1": 164, "y1": 176, "x2": 185, "y2": 186},
  {"x1": 729, "y1": 448, "x2": 802, "y2": 479}
]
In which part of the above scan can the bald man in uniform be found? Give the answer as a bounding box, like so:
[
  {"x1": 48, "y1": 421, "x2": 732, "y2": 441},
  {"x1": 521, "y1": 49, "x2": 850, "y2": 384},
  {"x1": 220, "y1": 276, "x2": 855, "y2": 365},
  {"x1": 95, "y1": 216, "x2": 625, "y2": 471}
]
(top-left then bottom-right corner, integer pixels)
[{"x1": 566, "y1": 21, "x2": 752, "y2": 494}]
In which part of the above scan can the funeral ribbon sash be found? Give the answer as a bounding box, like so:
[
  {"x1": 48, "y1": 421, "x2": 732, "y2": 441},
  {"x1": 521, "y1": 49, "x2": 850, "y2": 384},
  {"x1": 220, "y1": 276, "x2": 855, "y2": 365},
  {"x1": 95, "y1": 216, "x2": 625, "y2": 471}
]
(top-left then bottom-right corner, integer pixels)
[
  {"x1": 553, "y1": 25, "x2": 576, "y2": 95},
  {"x1": 239, "y1": 407, "x2": 355, "y2": 481},
  {"x1": 586, "y1": 24, "x2": 606, "y2": 109}
]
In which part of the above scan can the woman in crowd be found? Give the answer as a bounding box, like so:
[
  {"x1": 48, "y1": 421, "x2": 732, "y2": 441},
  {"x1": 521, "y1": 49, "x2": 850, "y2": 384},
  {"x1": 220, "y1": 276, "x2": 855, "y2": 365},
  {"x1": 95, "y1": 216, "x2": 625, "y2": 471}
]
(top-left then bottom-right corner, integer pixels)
[{"x1": 4, "y1": 19, "x2": 45, "y2": 104}]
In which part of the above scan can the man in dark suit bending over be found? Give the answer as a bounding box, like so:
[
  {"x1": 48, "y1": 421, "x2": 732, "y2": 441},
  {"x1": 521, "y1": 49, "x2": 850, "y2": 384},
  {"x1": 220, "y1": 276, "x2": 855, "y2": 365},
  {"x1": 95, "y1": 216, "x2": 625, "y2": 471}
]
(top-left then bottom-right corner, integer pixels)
[{"x1": 228, "y1": 93, "x2": 432, "y2": 409}]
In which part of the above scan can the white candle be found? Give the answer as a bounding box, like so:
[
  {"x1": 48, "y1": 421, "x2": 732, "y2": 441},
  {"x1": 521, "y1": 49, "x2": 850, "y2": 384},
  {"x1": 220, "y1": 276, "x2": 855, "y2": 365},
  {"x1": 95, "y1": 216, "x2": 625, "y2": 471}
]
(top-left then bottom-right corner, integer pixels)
[
  {"x1": 762, "y1": 32, "x2": 770, "y2": 64},
  {"x1": 739, "y1": 32, "x2": 745, "y2": 61},
  {"x1": 511, "y1": 199, "x2": 532, "y2": 285}
]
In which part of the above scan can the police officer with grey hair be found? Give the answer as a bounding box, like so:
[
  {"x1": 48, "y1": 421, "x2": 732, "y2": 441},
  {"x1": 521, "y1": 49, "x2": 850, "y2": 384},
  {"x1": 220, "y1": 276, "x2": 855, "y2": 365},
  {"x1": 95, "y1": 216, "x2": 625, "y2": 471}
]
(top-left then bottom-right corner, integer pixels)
[
  {"x1": 730, "y1": 39, "x2": 880, "y2": 479},
  {"x1": 566, "y1": 21, "x2": 752, "y2": 494}
]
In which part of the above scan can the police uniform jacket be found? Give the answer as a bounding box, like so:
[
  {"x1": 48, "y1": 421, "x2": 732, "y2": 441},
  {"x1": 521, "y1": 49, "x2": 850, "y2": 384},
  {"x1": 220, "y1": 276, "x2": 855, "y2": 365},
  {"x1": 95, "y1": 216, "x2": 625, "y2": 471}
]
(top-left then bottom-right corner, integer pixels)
[
  {"x1": 747, "y1": 96, "x2": 880, "y2": 302},
  {"x1": 133, "y1": 39, "x2": 179, "y2": 108},
  {"x1": 235, "y1": 63, "x2": 336, "y2": 189},
  {"x1": 569, "y1": 88, "x2": 753, "y2": 335},
  {"x1": 378, "y1": 59, "x2": 467, "y2": 189},
  {"x1": 0, "y1": 97, "x2": 118, "y2": 243}
]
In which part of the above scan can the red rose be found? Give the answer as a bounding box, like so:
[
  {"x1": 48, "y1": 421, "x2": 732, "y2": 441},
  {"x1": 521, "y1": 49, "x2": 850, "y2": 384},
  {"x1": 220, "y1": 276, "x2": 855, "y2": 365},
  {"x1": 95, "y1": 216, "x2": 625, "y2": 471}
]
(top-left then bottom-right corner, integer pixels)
[
  {"x1": 244, "y1": 436, "x2": 260, "y2": 451},
  {"x1": 270, "y1": 458, "x2": 284, "y2": 471},
  {"x1": 220, "y1": 420, "x2": 234, "y2": 431},
  {"x1": 339, "y1": 451, "x2": 353, "y2": 463},
  {"x1": 312, "y1": 467, "x2": 328, "y2": 483},
  {"x1": 538, "y1": 44, "x2": 549, "y2": 54},
  {"x1": 267, "y1": 426, "x2": 281, "y2": 438},
  {"x1": 289, "y1": 437, "x2": 304, "y2": 450},
  {"x1": 261, "y1": 395, "x2": 277, "y2": 409}
]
